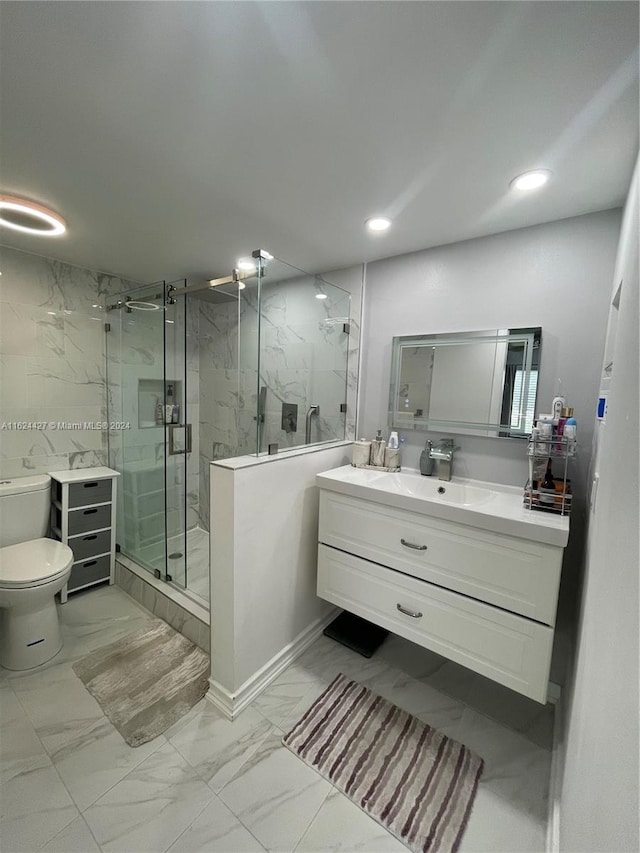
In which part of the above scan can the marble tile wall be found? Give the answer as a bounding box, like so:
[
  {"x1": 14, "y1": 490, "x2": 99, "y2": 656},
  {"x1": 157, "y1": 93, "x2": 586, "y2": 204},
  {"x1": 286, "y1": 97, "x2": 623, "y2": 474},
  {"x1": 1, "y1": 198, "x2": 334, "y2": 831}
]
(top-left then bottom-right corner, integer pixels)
[
  {"x1": 240, "y1": 268, "x2": 358, "y2": 454},
  {"x1": 0, "y1": 246, "x2": 139, "y2": 479}
]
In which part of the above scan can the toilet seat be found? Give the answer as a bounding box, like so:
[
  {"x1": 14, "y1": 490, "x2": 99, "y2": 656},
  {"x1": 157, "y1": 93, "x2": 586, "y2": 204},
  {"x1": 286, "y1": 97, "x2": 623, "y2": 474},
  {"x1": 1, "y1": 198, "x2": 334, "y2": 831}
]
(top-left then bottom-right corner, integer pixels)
[{"x1": 0, "y1": 538, "x2": 73, "y2": 589}]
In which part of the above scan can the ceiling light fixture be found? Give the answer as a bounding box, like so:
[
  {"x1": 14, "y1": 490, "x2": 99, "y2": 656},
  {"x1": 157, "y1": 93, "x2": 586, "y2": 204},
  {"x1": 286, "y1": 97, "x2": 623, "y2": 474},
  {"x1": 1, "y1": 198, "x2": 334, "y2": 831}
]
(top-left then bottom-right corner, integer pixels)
[
  {"x1": 510, "y1": 170, "x2": 552, "y2": 191},
  {"x1": 0, "y1": 195, "x2": 66, "y2": 236},
  {"x1": 315, "y1": 293, "x2": 328, "y2": 300},
  {"x1": 237, "y1": 259, "x2": 257, "y2": 272},
  {"x1": 366, "y1": 216, "x2": 391, "y2": 233}
]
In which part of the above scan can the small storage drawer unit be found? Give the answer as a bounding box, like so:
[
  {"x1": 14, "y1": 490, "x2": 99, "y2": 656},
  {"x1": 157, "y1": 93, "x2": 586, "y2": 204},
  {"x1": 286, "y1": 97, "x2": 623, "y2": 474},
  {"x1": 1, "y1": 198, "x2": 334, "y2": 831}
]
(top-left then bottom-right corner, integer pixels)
[
  {"x1": 50, "y1": 468, "x2": 120, "y2": 602},
  {"x1": 317, "y1": 479, "x2": 568, "y2": 704}
]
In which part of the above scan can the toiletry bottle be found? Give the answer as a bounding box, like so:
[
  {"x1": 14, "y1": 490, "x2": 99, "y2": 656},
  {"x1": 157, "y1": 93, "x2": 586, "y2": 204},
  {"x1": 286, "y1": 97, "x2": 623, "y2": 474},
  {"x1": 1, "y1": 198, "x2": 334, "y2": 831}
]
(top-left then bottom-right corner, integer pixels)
[
  {"x1": 388, "y1": 431, "x2": 399, "y2": 449},
  {"x1": 540, "y1": 459, "x2": 555, "y2": 505},
  {"x1": 420, "y1": 440, "x2": 434, "y2": 476},
  {"x1": 165, "y1": 384, "x2": 175, "y2": 424},
  {"x1": 155, "y1": 398, "x2": 164, "y2": 426},
  {"x1": 552, "y1": 380, "x2": 565, "y2": 421},
  {"x1": 351, "y1": 438, "x2": 372, "y2": 467},
  {"x1": 564, "y1": 417, "x2": 577, "y2": 455},
  {"x1": 370, "y1": 429, "x2": 386, "y2": 466}
]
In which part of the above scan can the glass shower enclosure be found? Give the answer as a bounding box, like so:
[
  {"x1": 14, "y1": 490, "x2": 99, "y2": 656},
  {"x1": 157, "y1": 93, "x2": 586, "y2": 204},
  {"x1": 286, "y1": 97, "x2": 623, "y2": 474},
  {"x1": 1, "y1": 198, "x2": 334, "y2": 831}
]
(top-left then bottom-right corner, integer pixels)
[{"x1": 106, "y1": 254, "x2": 350, "y2": 606}]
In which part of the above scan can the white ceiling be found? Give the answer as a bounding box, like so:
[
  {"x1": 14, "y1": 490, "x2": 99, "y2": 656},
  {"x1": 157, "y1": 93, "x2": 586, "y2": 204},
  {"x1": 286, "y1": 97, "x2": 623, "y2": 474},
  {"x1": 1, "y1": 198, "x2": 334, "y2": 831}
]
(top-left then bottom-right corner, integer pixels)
[{"x1": 1, "y1": 1, "x2": 638, "y2": 284}]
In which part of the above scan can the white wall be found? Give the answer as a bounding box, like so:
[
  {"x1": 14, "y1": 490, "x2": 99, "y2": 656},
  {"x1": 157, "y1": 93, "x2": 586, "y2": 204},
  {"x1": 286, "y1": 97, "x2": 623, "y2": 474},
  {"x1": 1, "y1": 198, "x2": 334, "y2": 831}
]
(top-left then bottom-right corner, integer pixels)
[
  {"x1": 558, "y1": 160, "x2": 639, "y2": 852},
  {"x1": 208, "y1": 443, "x2": 351, "y2": 715},
  {"x1": 360, "y1": 210, "x2": 621, "y2": 493},
  {"x1": 360, "y1": 210, "x2": 622, "y2": 682}
]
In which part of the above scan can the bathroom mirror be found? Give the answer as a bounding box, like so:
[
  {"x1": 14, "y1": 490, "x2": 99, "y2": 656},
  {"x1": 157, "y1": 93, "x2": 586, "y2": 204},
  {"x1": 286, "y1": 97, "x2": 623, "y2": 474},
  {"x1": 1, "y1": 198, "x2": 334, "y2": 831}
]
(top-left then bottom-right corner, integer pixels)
[{"x1": 389, "y1": 327, "x2": 541, "y2": 438}]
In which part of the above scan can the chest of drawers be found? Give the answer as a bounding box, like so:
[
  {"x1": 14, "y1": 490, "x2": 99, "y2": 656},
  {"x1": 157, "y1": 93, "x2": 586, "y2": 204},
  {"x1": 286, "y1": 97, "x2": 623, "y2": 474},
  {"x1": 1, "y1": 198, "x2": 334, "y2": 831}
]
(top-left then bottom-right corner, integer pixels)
[{"x1": 50, "y1": 468, "x2": 120, "y2": 602}]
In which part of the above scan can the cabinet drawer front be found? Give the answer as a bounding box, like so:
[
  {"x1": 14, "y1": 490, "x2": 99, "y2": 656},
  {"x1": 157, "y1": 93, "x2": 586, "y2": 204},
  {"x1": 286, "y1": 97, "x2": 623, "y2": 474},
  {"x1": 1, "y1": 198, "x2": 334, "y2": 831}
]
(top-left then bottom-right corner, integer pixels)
[
  {"x1": 68, "y1": 554, "x2": 111, "y2": 591},
  {"x1": 68, "y1": 529, "x2": 111, "y2": 562},
  {"x1": 317, "y1": 544, "x2": 553, "y2": 703},
  {"x1": 319, "y1": 491, "x2": 562, "y2": 625},
  {"x1": 69, "y1": 479, "x2": 113, "y2": 508},
  {"x1": 68, "y1": 504, "x2": 112, "y2": 536}
]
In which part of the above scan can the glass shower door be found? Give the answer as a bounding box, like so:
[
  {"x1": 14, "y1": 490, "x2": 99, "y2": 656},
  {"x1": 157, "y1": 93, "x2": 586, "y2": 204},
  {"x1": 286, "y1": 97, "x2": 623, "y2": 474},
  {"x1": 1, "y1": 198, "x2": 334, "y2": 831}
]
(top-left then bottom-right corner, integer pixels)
[{"x1": 107, "y1": 282, "x2": 188, "y2": 590}]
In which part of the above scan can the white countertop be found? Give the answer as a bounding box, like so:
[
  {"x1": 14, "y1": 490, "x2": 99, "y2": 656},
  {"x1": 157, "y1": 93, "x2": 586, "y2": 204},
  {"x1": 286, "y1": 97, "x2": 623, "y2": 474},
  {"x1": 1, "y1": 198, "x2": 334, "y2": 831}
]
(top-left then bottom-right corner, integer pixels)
[
  {"x1": 317, "y1": 465, "x2": 570, "y2": 548},
  {"x1": 48, "y1": 467, "x2": 120, "y2": 483}
]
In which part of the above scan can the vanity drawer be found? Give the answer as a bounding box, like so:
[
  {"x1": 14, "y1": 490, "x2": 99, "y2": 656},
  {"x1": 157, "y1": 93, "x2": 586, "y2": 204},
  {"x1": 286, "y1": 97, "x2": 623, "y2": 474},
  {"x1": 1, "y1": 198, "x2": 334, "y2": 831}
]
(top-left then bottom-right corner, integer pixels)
[
  {"x1": 317, "y1": 544, "x2": 553, "y2": 703},
  {"x1": 67, "y1": 504, "x2": 112, "y2": 536},
  {"x1": 319, "y1": 490, "x2": 562, "y2": 625},
  {"x1": 68, "y1": 479, "x2": 113, "y2": 508},
  {"x1": 68, "y1": 529, "x2": 112, "y2": 562},
  {"x1": 68, "y1": 554, "x2": 111, "y2": 592}
]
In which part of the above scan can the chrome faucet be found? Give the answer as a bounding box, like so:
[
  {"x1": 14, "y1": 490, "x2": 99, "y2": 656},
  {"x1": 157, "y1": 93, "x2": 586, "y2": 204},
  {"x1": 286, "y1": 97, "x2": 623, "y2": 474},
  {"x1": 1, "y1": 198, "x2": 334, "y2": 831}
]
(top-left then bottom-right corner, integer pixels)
[{"x1": 429, "y1": 438, "x2": 460, "y2": 481}]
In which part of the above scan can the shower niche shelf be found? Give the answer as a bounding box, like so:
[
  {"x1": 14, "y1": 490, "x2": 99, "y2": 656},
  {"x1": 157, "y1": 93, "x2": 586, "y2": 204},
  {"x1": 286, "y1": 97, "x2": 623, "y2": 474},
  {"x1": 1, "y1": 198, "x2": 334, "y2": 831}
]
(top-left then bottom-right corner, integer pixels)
[{"x1": 138, "y1": 378, "x2": 182, "y2": 428}]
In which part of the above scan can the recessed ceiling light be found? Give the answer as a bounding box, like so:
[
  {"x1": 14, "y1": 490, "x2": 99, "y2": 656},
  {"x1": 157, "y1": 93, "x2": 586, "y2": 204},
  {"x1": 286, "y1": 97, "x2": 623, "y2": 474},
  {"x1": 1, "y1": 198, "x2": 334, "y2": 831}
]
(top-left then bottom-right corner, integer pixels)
[
  {"x1": 315, "y1": 293, "x2": 328, "y2": 300},
  {"x1": 366, "y1": 216, "x2": 392, "y2": 233},
  {"x1": 0, "y1": 195, "x2": 66, "y2": 236},
  {"x1": 237, "y1": 259, "x2": 256, "y2": 272},
  {"x1": 510, "y1": 170, "x2": 552, "y2": 191}
]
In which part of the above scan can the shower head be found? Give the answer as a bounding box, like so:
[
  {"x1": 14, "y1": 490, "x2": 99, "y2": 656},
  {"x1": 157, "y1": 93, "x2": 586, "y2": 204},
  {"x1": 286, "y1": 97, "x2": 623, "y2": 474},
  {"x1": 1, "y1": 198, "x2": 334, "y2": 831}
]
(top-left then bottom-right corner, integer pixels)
[{"x1": 125, "y1": 300, "x2": 161, "y2": 311}]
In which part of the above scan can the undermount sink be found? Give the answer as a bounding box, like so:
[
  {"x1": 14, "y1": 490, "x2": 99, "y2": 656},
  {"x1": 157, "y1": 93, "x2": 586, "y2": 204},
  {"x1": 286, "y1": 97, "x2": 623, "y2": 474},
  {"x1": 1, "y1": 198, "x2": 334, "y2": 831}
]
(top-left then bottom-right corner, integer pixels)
[{"x1": 316, "y1": 464, "x2": 569, "y2": 547}]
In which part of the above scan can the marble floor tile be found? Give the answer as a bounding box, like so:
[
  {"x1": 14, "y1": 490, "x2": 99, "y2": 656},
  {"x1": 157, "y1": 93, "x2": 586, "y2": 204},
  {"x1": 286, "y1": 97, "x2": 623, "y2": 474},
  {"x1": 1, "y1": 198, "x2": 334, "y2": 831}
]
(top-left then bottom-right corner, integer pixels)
[
  {"x1": 465, "y1": 674, "x2": 555, "y2": 750},
  {"x1": 376, "y1": 633, "x2": 452, "y2": 680},
  {"x1": 167, "y1": 700, "x2": 272, "y2": 792},
  {"x1": 167, "y1": 795, "x2": 266, "y2": 852},
  {"x1": 251, "y1": 661, "x2": 331, "y2": 734},
  {"x1": 1, "y1": 588, "x2": 554, "y2": 853},
  {"x1": 371, "y1": 669, "x2": 467, "y2": 740},
  {"x1": 11, "y1": 661, "x2": 105, "y2": 754},
  {"x1": 83, "y1": 741, "x2": 216, "y2": 853},
  {"x1": 454, "y1": 707, "x2": 552, "y2": 824},
  {"x1": 0, "y1": 763, "x2": 80, "y2": 852},
  {"x1": 39, "y1": 814, "x2": 102, "y2": 853},
  {"x1": 57, "y1": 585, "x2": 154, "y2": 663},
  {"x1": 50, "y1": 716, "x2": 166, "y2": 811},
  {"x1": 459, "y1": 785, "x2": 547, "y2": 852},
  {"x1": 0, "y1": 685, "x2": 51, "y2": 785},
  {"x1": 295, "y1": 787, "x2": 408, "y2": 853},
  {"x1": 218, "y1": 728, "x2": 332, "y2": 853}
]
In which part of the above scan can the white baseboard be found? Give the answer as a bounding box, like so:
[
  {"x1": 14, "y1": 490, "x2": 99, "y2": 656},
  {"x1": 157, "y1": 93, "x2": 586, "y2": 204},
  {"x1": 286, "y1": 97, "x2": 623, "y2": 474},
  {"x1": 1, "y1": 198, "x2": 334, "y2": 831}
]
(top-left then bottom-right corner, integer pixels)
[
  {"x1": 547, "y1": 685, "x2": 563, "y2": 852},
  {"x1": 205, "y1": 608, "x2": 339, "y2": 720}
]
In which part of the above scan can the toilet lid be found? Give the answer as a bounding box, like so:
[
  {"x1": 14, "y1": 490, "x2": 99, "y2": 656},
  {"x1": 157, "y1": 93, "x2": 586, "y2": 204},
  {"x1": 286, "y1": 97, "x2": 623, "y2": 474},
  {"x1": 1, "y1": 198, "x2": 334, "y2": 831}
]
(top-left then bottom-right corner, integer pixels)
[{"x1": 0, "y1": 538, "x2": 73, "y2": 588}]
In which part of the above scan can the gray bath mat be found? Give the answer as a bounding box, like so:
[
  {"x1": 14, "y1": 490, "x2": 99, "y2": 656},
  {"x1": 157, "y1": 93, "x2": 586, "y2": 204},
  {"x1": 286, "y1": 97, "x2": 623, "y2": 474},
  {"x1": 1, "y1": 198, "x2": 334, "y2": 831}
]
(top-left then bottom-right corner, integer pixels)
[
  {"x1": 73, "y1": 620, "x2": 210, "y2": 747},
  {"x1": 283, "y1": 673, "x2": 484, "y2": 853}
]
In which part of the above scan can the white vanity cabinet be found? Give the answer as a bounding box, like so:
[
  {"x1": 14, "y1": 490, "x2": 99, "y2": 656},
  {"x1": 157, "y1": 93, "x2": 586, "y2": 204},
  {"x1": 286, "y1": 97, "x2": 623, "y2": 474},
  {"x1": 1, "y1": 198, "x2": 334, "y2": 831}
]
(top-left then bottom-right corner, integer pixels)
[{"x1": 316, "y1": 467, "x2": 569, "y2": 703}]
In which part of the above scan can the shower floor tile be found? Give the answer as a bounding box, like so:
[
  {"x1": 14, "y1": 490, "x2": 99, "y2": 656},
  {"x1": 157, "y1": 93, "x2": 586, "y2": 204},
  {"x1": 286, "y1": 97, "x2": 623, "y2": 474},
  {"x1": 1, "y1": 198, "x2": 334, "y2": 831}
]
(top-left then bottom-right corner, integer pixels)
[{"x1": 135, "y1": 527, "x2": 210, "y2": 604}]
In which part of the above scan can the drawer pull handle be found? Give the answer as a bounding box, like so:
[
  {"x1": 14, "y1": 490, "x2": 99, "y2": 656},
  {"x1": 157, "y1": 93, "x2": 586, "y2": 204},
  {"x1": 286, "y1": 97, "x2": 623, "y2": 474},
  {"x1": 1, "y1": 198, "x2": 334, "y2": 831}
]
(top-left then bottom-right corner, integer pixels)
[
  {"x1": 83, "y1": 535, "x2": 98, "y2": 541},
  {"x1": 83, "y1": 482, "x2": 99, "y2": 488},
  {"x1": 397, "y1": 603, "x2": 423, "y2": 619},
  {"x1": 400, "y1": 538, "x2": 427, "y2": 551},
  {"x1": 83, "y1": 560, "x2": 97, "y2": 567},
  {"x1": 83, "y1": 509, "x2": 98, "y2": 515}
]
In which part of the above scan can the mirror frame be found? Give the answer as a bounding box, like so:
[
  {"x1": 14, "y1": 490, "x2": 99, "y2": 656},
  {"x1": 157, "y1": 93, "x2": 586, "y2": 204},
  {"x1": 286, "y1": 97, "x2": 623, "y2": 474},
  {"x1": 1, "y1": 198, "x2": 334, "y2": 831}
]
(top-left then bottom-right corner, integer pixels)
[{"x1": 388, "y1": 327, "x2": 541, "y2": 438}]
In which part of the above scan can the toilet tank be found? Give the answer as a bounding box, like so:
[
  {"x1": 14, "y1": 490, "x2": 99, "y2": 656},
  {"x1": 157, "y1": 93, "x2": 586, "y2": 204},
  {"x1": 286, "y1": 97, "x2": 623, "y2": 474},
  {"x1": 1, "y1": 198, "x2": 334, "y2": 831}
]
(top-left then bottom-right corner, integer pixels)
[{"x1": 0, "y1": 475, "x2": 51, "y2": 548}]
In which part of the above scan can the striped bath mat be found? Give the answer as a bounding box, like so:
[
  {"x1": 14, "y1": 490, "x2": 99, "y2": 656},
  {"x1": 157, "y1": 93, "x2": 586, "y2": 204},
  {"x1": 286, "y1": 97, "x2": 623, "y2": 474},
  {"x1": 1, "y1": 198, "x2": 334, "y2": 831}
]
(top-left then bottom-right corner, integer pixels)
[{"x1": 283, "y1": 673, "x2": 483, "y2": 853}]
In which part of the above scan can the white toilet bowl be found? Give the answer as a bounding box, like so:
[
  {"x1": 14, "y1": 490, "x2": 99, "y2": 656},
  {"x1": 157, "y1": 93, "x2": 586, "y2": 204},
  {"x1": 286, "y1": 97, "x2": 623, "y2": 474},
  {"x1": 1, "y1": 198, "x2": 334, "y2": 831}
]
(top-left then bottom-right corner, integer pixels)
[{"x1": 0, "y1": 538, "x2": 73, "y2": 670}]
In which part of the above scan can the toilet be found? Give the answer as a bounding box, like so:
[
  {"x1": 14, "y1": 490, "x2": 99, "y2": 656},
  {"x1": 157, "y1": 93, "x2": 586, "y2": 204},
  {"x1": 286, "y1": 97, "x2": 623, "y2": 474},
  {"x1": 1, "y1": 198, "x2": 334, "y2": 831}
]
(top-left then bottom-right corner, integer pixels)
[{"x1": 0, "y1": 475, "x2": 73, "y2": 670}]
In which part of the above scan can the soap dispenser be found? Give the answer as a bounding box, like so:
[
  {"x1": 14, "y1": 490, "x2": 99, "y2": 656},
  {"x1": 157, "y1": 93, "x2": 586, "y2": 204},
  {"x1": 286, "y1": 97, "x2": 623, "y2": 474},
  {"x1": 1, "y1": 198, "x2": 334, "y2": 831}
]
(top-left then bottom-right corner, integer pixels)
[
  {"x1": 420, "y1": 439, "x2": 435, "y2": 476},
  {"x1": 371, "y1": 429, "x2": 386, "y2": 466}
]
